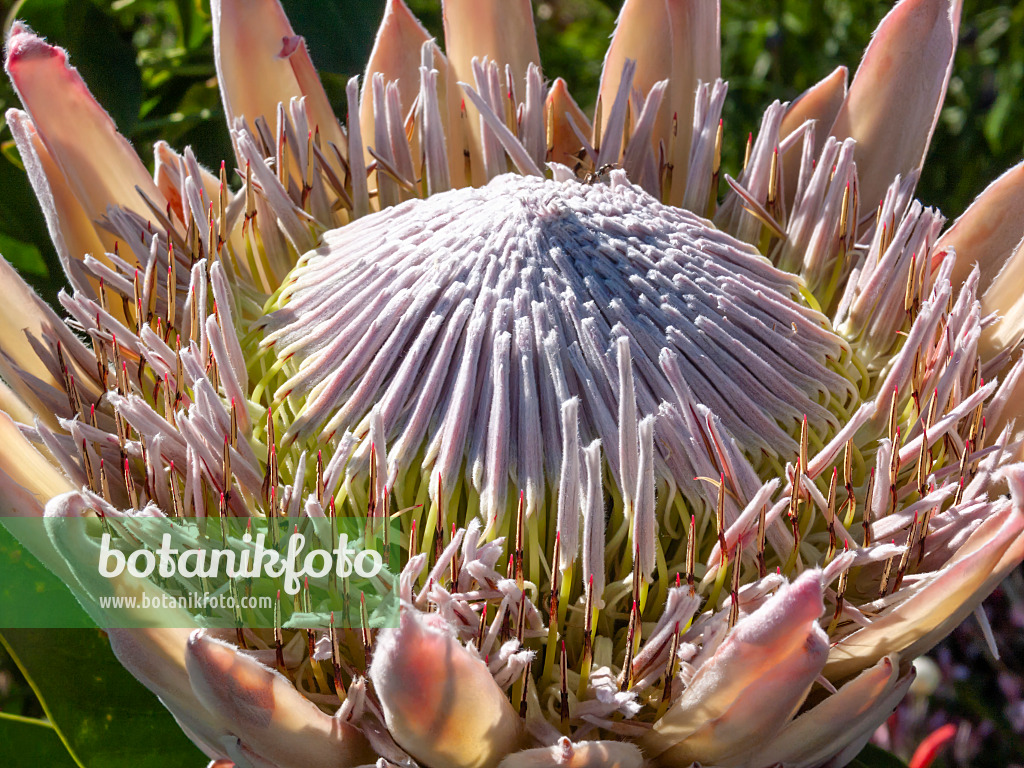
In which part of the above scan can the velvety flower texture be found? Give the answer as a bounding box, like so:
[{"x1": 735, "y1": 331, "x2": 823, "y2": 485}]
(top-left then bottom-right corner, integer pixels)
[{"x1": 3, "y1": 0, "x2": 1024, "y2": 767}]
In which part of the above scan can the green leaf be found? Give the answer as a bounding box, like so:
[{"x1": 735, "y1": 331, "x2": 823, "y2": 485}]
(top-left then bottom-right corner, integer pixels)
[
  {"x1": 0, "y1": 629, "x2": 204, "y2": 768},
  {"x1": 0, "y1": 714, "x2": 80, "y2": 768},
  {"x1": 0, "y1": 232, "x2": 47, "y2": 277},
  {"x1": 0, "y1": 524, "x2": 91, "y2": 629},
  {"x1": 849, "y1": 743, "x2": 912, "y2": 768}
]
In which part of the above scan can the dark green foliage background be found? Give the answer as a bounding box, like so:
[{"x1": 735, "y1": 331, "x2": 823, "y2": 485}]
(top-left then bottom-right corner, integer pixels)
[{"x1": 0, "y1": 1, "x2": 1021, "y2": 766}]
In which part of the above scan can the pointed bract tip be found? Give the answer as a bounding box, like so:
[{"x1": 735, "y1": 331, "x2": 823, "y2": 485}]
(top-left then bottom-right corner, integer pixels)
[
  {"x1": 4, "y1": 23, "x2": 62, "y2": 70},
  {"x1": 384, "y1": 0, "x2": 421, "y2": 24},
  {"x1": 548, "y1": 77, "x2": 570, "y2": 97}
]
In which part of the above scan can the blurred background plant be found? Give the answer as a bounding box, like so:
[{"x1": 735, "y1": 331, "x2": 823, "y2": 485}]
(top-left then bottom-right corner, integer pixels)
[{"x1": 0, "y1": 1, "x2": 1022, "y2": 766}]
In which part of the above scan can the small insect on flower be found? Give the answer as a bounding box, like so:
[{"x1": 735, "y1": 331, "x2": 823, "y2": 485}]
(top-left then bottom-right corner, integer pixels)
[{"x1": 2, "y1": 0, "x2": 1024, "y2": 767}]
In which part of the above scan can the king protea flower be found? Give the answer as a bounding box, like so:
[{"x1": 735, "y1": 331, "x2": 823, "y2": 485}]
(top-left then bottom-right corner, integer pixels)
[{"x1": 3, "y1": 0, "x2": 1024, "y2": 766}]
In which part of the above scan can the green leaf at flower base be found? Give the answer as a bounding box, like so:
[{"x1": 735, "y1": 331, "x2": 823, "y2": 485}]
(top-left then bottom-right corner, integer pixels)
[
  {"x1": 850, "y1": 743, "x2": 912, "y2": 768},
  {"x1": 0, "y1": 713, "x2": 80, "y2": 768},
  {"x1": 0, "y1": 629, "x2": 204, "y2": 768},
  {"x1": 0, "y1": 523, "x2": 91, "y2": 629}
]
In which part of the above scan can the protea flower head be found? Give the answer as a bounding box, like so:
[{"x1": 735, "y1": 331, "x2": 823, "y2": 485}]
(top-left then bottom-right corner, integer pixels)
[{"x1": 3, "y1": 0, "x2": 1024, "y2": 766}]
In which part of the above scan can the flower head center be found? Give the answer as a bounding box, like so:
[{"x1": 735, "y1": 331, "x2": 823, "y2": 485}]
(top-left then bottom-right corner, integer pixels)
[{"x1": 258, "y1": 172, "x2": 854, "y2": 559}]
